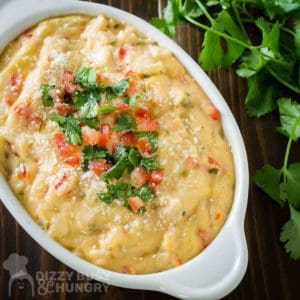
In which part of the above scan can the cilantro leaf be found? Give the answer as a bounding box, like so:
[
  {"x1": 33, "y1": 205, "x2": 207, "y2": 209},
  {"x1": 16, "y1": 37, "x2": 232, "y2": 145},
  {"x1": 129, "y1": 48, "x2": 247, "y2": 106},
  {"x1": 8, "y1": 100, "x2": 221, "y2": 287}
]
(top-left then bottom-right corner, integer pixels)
[
  {"x1": 50, "y1": 113, "x2": 82, "y2": 145},
  {"x1": 102, "y1": 156, "x2": 128, "y2": 181},
  {"x1": 150, "y1": 17, "x2": 176, "y2": 38},
  {"x1": 284, "y1": 163, "x2": 300, "y2": 209},
  {"x1": 105, "y1": 79, "x2": 130, "y2": 100},
  {"x1": 129, "y1": 183, "x2": 154, "y2": 201},
  {"x1": 74, "y1": 67, "x2": 99, "y2": 89},
  {"x1": 128, "y1": 148, "x2": 141, "y2": 166},
  {"x1": 79, "y1": 99, "x2": 98, "y2": 119},
  {"x1": 182, "y1": 0, "x2": 203, "y2": 18},
  {"x1": 72, "y1": 89, "x2": 101, "y2": 108},
  {"x1": 82, "y1": 145, "x2": 109, "y2": 172},
  {"x1": 137, "y1": 132, "x2": 158, "y2": 151},
  {"x1": 80, "y1": 117, "x2": 99, "y2": 129},
  {"x1": 294, "y1": 12, "x2": 300, "y2": 60},
  {"x1": 41, "y1": 84, "x2": 55, "y2": 107},
  {"x1": 141, "y1": 155, "x2": 161, "y2": 171},
  {"x1": 113, "y1": 112, "x2": 136, "y2": 132},
  {"x1": 199, "y1": 11, "x2": 247, "y2": 70},
  {"x1": 254, "y1": 164, "x2": 283, "y2": 206},
  {"x1": 245, "y1": 72, "x2": 279, "y2": 117},
  {"x1": 98, "y1": 104, "x2": 116, "y2": 115},
  {"x1": 280, "y1": 205, "x2": 300, "y2": 260},
  {"x1": 277, "y1": 98, "x2": 300, "y2": 141}
]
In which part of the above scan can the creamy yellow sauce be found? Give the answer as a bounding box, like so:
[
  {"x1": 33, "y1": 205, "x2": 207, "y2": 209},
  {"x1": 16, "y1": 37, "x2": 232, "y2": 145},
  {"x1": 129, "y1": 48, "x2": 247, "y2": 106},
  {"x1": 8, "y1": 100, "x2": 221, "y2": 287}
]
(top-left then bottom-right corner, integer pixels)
[{"x1": 0, "y1": 15, "x2": 235, "y2": 274}]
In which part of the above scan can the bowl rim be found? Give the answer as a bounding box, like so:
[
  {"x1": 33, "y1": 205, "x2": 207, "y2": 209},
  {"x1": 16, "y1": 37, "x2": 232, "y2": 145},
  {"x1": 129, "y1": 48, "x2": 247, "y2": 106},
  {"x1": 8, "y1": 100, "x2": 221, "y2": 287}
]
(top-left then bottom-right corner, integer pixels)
[{"x1": 0, "y1": 0, "x2": 249, "y2": 299}]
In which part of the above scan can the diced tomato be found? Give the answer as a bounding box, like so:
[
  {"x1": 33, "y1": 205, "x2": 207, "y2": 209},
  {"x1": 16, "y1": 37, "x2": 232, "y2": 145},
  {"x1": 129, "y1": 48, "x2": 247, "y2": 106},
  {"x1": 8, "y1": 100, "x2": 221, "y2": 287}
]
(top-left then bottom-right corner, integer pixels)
[
  {"x1": 116, "y1": 102, "x2": 130, "y2": 112},
  {"x1": 82, "y1": 125, "x2": 111, "y2": 147},
  {"x1": 55, "y1": 173, "x2": 68, "y2": 189},
  {"x1": 98, "y1": 124, "x2": 111, "y2": 147},
  {"x1": 148, "y1": 170, "x2": 164, "y2": 186},
  {"x1": 209, "y1": 106, "x2": 221, "y2": 121},
  {"x1": 55, "y1": 103, "x2": 75, "y2": 115},
  {"x1": 175, "y1": 257, "x2": 183, "y2": 265},
  {"x1": 97, "y1": 73, "x2": 102, "y2": 83},
  {"x1": 136, "y1": 137, "x2": 151, "y2": 153},
  {"x1": 215, "y1": 212, "x2": 221, "y2": 220},
  {"x1": 125, "y1": 80, "x2": 136, "y2": 97},
  {"x1": 49, "y1": 87, "x2": 64, "y2": 103},
  {"x1": 125, "y1": 70, "x2": 135, "y2": 77},
  {"x1": 208, "y1": 156, "x2": 218, "y2": 166},
  {"x1": 82, "y1": 128, "x2": 102, "y2": 145},
  {"x1": 119, "y1": 131, "x2": 136, "y2": 145},
  {"x1": 134, "y1": 107, "x2": 149, "y2": 118},
  {"x1": 198, "y1": 229, "x2": 209, "y2": 248},
  {"x1": 89, "y1": 159, "x2": 109, "y2": 175},
  {"x1": 62, "y1": 70, "x2": 74, "y2": 84},
  {"x1": 64, "y1": 154, "x2": 81, "y2": 167},
  {"x1": 123, "y1": 265, "x2": 135, "y2": 275},
  {"x1": 118, "y1": 47, "x2": 127, "y2": 59},
  {"x1": 5, "y1": 73, "x2": 24, "y2": 106},
  {"x1": 53, "y1": 132, "x2": 78, "y2": 157},
  {"x1": 130, "y1": 167, "x2": 148, "y2": 188},
  {"x1": 184, "y1": 156, "x2": 200, "y2": 169},
  {"x1": 136, "y1": 117, "x2": 159, "y2": 132},
  {"x1": 62, "y1": 70, "x2": 81, "y2": 95},
  {"x1": 16, "y1": 164, "x2": 28, "y2": 179},
  {"x1": 129, "y1": 196, "x2": 145, "y2": 212},
  {"x1": 14, "y1": 103, "x2": 41, "y2": 130}
]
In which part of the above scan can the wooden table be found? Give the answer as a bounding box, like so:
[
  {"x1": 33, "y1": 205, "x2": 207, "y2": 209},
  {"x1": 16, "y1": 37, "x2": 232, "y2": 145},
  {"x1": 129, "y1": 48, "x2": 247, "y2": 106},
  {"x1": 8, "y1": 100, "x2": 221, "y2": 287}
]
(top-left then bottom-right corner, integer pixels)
[{"x1": 1, "y1": 0, "x2": 300, "y2": 299}]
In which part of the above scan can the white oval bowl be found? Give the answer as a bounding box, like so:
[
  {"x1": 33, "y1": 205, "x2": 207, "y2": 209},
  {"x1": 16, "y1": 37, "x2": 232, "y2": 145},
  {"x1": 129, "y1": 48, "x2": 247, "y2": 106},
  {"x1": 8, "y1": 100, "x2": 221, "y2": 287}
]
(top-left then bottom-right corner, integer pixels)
[{"x1": 0, "y1": 0, "x2": 249, "y2": 299}]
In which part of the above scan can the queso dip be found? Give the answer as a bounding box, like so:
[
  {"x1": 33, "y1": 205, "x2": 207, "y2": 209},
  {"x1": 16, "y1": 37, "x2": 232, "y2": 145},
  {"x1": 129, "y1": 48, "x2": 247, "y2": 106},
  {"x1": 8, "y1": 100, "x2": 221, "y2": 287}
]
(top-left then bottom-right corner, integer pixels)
[{"x1": 0, "y1": 15, "x2": 235, "y2": 274}]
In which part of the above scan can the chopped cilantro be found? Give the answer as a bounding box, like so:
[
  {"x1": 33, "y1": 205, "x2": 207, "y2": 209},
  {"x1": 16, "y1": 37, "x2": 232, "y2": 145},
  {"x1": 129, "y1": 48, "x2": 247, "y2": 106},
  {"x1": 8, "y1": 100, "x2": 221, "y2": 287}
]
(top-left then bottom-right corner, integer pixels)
[
  {"x1": 82, "y1": 145, "x2": 110, "y2": 172},
  {"x1": 113, "y1": 112, "x2": 136, "y2": 132},
  {"x1": 98, "y1": 104, "x2": 116, "y2": 115},
  {"x1": 80, "y1": 117, "x2": 99, "y2": 129},
  {"x1": 102, "y1": 156, "x2": 128, "y2": 181},
  {"x1": 137, "y1": 132, "x2": 158, "y2": 151},
  {"x1": 105, "y1": 78, "x2": 129, "y2": 100},
  {"x1": 74, "y1": 67, "x2": 99, "y2": 89},
  {"x1": 41, "y1": 84, "x2": 55, "y2": 107},
  {"x1": 141, "y1": 155, "x2": 160, "y2": 171},
  {"x1": 50, "y1": 113, "x2": 82, "y2": 145},
  {"x1": 79, "y1": 99, "x2": 98, "y2": 119}
]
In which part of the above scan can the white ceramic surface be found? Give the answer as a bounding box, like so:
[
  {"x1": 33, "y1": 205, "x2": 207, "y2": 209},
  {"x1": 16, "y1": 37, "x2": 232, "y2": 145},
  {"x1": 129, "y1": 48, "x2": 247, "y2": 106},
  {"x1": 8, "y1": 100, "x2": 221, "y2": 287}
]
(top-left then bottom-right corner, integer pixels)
[{"x1": 0, "y1": 0, "x2": 249, "y2": 299}]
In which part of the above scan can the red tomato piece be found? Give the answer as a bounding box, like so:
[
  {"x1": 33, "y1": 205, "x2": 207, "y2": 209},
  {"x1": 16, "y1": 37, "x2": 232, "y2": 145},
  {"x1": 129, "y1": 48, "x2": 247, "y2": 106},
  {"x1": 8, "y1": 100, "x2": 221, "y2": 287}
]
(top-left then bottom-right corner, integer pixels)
[
  {"x1": 125, "y1": 80, "x2": 136, "y2": 97},
  {"x1": 89, "y1": 159, "x2": 109, "y2": 175},
  {"x1": 118, "y1": 47, "x2": 127, "y2": 59},
  {"x1": 208, "y1": 156, "x2": 218, "y2": 166},
  {"x1": 97, "y1": 73, "x2": 102, "y2": 83},
  {"x1": 136, "y1": 137, "x2": 151, "y2": 153},
  {"x1": 119, "y1": 131, "x2": 136, "y2": 145},
  {"x1": 130, "y1": 167, "x2": 148, "y2": 188},
  {"x1": 98, "y1": 124, "x2": 111, "y2": 147},
  {"x1": 55, "y1": 103, "x2": 75, "y2": 115},
  {"x1": 148, "y1": 170, "x2": 164, "y2": 186},
  {"x1": 129, "y1": 196, "x2": 145, "y2": 212},
  {"x1": 64, "y1": 154, "x2": 81, "y2": 167},
  {"x1": 82, "y1": 129, "x2": 102, "y2": 145},
  {"x1": 53, "y1": 132, "x2": 78, "y2": 157},
  {"x1": 209, "y1": 106, "x2": 221, "y2": 121},
  {"x1": 116, "y1": 102, "x2": 130, "y2": 112},
  {"x1": 136, "y1": 117, "x2": 159, "y2": 132},
  {"x1": 134, "y1": 107, "x2": 149, "y2": 118}
]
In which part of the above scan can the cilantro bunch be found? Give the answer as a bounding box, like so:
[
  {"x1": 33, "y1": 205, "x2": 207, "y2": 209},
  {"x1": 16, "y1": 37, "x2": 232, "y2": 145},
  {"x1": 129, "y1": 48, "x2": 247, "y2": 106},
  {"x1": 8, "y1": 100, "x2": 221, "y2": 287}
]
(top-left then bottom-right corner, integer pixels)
[
  {"x1": 151, "y1": 0, "x2": 300, "y2": 117},
  {"x1": 151, "y1": 0, "x2": 300, "y2": 259}
]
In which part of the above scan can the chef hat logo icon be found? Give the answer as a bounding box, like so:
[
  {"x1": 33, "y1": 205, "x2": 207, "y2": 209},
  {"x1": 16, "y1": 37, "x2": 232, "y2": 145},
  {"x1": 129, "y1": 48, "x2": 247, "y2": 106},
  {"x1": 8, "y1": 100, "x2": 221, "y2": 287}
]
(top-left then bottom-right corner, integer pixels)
[{"x1": 3, "y1": 253, "x2": 35, "y2": 297}]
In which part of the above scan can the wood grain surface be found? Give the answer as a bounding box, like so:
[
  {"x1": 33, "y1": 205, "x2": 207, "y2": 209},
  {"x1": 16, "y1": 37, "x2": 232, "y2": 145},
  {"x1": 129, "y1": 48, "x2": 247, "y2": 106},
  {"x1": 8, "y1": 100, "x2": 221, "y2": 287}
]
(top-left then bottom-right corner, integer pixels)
[{"x1": 1, "y1": 0, "x2": 300, "y2": 299}]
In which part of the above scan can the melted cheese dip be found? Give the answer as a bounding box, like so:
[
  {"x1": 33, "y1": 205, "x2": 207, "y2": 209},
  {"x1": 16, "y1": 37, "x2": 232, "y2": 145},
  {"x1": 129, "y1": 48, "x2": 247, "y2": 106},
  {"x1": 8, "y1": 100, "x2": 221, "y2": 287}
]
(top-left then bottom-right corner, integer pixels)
[{"x1": 0, "y1": 15, "x2": 235, "y2": 274}]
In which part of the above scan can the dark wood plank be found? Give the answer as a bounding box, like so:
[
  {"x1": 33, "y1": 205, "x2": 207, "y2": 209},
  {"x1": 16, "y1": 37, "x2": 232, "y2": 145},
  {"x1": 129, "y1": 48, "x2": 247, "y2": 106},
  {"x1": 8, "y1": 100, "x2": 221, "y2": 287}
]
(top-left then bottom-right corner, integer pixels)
[{"x1": 1, "y1": 0, "x2": 300, "y2": 299}]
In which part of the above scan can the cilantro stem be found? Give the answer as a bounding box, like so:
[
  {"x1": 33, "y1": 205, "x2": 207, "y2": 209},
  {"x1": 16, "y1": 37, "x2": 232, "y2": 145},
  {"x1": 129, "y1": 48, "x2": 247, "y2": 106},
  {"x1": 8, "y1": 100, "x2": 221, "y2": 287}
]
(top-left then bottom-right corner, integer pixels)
[
  {"x1": 184, "y1": 16, "x2": 254, "y2": 50},
  {"x1": 282, "y1": 117, "x2": 300, "y2": 182},
  {"x1": 194, "y1": 0, "x2": 214, "y2": 24},
  {"x1": 266, "y1": 66, "x2": 300, "y2": 94},
  {"x1": 232, "y1": 1, "x2": 250, "y2": 43}
]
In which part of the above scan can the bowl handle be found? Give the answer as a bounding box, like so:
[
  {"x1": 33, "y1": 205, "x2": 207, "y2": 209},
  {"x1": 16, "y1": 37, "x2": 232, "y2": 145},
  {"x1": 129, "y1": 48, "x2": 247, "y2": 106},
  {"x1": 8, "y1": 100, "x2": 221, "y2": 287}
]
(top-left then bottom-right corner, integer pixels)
[{"x1": 155, "y1": 225, "x2": 248, "y2": 300}]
